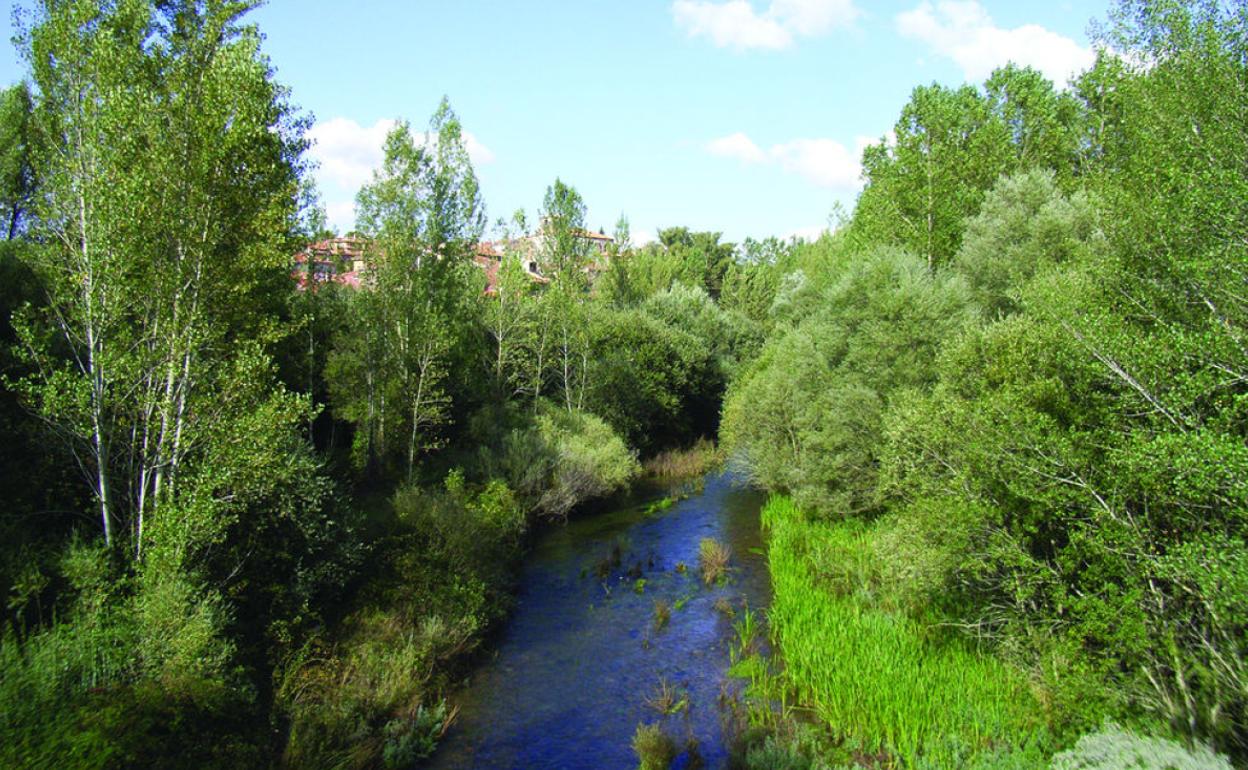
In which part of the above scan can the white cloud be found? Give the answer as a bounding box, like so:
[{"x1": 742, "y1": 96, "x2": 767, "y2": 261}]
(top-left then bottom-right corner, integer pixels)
[
  {"x1": 632, "y1": 229, "x2": 657, "y2": 247},
  {"x1": 896, "y1": 1, "x2": 1095, "y2": 85},
  {"x1": 705, "y1": 132, "x2": 873, "y2": 190},
  {"x1": 770, "y1": 137, "x2": 865, "y2": 189},
  {"x1": 672, "y1": 0, "x2": 859, "y2": 51},
  {"x1": 324, "y1": 200, "x2": 355, "y2": 232},
  {"x1": 307, "y1": 117, "x2": 495, "y2": 233},
  {"x1": 707, "y1": 131, "x2": 768, "y2": 163},
  {"x1": 309, "y1": 117, "x2": 496, "y2": 189},
  {"x1": 308, "y1": 117, "x2": 396, "y2": 191}
]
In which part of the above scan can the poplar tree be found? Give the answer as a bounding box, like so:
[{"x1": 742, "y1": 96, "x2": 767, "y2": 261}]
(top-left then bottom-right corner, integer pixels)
[{"x1": 332, "y1": 99, "x2": 484, "y2": 477}]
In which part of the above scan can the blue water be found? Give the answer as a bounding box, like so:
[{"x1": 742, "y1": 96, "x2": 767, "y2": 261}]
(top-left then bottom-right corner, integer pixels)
[{"x1": 423, "y1": 471, "x2": 770, "y2": 769}]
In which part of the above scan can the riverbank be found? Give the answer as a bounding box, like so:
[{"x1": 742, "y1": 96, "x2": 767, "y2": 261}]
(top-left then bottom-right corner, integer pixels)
[{"x1": 754, "y1": 496, "x2": 1050, "y2": 768}]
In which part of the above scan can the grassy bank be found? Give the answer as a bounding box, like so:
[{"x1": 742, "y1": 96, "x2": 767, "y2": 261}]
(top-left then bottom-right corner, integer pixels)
[{"x1": 761, "y1": 496, "x2": 1048, "y2": 767}]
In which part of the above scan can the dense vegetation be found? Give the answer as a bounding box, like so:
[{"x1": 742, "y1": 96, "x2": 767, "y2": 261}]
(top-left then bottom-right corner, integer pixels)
[
  {"x1": 720, "y1": 1, "x2": 1248, "y2": 766},
  {"x1": 0, "y1": 2, "x2": 749, "y2": 768},
  {"x1": 1, "y1": 0, "x2": 1246, "y2": 768}
]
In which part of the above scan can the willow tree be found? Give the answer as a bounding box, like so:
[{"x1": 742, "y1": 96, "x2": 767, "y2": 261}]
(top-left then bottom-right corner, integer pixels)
[{"x1": 331, "y1": 99, "x2": 484, "y2": 477}]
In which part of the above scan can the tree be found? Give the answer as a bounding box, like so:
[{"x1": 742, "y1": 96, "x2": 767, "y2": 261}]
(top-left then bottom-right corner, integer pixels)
[
  {"x1": 852, "y1": 84, "x2": 1010, "y2": 269},
  {"x1": 0, "y1": 83, "x2": 35, "y2": 240},
  {"x1": 535, "y1": 178, "x2": 593, "y2": 411},
  {"x1": 331, "y1": 100, "x2": 484, "y2": 477},
  {"x1": 538, "y1": 178, "x2": 591, "y2": 281},
  {"x1": 15, "y1": 0, "x2": 311, "y2": 559}
]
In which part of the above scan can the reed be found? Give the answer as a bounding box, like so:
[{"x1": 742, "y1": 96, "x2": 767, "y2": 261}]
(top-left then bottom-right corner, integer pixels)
[
  {"x1": 761, "y1": 495, "x2": 1045, "y2": 767},
  {"x1": 698, "y1": 538, "x2": 730, "y2": 586}
]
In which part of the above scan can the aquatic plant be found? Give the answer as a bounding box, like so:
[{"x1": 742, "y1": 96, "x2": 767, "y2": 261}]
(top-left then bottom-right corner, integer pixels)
[
  {"x1": 652, "y1": 599, "x2": 671, "y2": 631},
  {"x1": 734, "y1": 606, "x2": 760, "y2": 655},
  {"x1": 633, "y1": 722, "x2": 678, "y2": 770},
  {"x1": 644, "y1": 496, "x2": 675, "y2": 517},
  {"x1": 698, "y1": 538, "x2": 730, "y2": 585},
  {"x1": 645, "y1": 678, "x2": 689, "y2": 715},
  {"x1": 713, "y1": 596, "x2": 736, "y2": 618},
  {"x1": 634, "y1": 578, "x2": 647, "y2": 595},
  {"x1": 642, "y1": 438, "x2": 723, "y2": 479}
]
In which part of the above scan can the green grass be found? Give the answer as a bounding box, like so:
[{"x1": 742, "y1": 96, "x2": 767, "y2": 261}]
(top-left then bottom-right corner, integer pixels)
[{"x1": 761, "y1": 496, "x2": 1046, "y2": 767}]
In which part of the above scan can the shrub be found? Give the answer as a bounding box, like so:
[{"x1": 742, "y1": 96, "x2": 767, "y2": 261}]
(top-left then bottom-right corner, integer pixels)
[
  {"x1": 1050, "y1": 724, "x2": 1232, "y2": 770},
  {"x1": 698, "y1": 538, "x2": 730, "y2": 586},
  {"x1": 633, "y1": 722, "x2": 678, "y2": 770}
]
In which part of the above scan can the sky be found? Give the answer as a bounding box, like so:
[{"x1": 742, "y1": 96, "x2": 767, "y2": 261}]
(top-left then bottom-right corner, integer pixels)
[{"x1": 0, "y1": 1, "x2": 1113, "y2": 244}]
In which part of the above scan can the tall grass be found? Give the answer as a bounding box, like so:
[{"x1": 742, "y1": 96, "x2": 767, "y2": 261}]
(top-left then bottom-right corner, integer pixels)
[
  {"x1": 642, "y1": 438, "x2": 723, "y2": 479},
  {"x1": 698, "y1": 537, "x2": 730, "y2": 585},
  {"x1": 761, "y1": 496, "x2": 1045, "y2": 767}
]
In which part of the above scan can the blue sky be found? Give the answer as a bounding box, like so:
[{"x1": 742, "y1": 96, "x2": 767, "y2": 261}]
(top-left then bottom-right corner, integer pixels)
[{"x1": 1, "y1": 1, "x2": 1112, "y2": 244}]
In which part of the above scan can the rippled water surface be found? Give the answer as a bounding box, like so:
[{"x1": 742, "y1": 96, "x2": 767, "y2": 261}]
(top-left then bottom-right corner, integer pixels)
[{"x1": 423, "y1": 471, "x2": 770, "y2": 769}]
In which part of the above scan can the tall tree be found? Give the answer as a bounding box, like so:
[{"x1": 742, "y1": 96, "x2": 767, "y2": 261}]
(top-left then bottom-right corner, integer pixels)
[
  {"x1": 332, "y1": 100, "x2": 484, "y2": 477},
  {"x1": 15, "y1": 0, "x2": 311, "y2": 563},
  {"x1": 0, "y1": 83, "x2": 35, "y2": 240}
]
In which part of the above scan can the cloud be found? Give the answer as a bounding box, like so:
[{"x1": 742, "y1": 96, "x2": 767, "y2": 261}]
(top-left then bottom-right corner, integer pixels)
[
  {"x1": 705, "y1": 132, "x2": 872, "y2": 190},
  {"x1": 672, "y1": 0, "x2": 859, "y2": 51},
  {"x1": 306, "y1": 117, "x2": 495, "y2": 233},
  {"x1": 308, "y1": 117, "x2": 397, "y2": 191},
  {"x1": 896, "y1": 1, "x2": 1095, "y2": 85},
  {"x1": 770, "y1": 137, "x2": 869, "y2": 189},
  {"x1": 707, "y1": 132, "x2": 768, "y2": 163}
]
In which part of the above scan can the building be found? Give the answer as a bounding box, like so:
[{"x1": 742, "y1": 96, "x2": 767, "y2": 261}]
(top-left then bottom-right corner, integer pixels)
[
  {"x1": 293, "y1": 229, "x2": 612, "y2": 294},
  {"x1": 292, "y1": 236, "x2": 365, "y2": 289}
]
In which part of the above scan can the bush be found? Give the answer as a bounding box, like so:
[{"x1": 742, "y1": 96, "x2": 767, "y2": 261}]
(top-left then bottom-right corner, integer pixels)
[
  {"x1": 698, "y1": 538, "x2": 730, "y2": 586},
  {"x1": 484, "y1": 402, "x2": 638, "y2": 519},
  {"x1": 1051, "y1": 724, "x2": 1232, "y2": 770},
  {"x1": 632, "y1": 722, "x2": 678, "y2": 770},
  {"x1": 722, "y1": 247, "x2": 972, "y2": 518}
]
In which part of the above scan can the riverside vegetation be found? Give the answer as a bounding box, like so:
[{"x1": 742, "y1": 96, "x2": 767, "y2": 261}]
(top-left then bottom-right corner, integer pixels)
[{"x1": 0, "y1": 0, "x2": 1246, "y2": 769}]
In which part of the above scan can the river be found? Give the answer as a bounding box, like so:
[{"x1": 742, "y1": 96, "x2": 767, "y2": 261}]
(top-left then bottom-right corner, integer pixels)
[{"x1": 424, "y1": 470, "x2": 770, "y2": 769}]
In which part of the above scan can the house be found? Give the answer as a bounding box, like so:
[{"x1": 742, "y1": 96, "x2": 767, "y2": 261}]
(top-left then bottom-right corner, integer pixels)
[
  {"x1": 293, "y1": 228, "x2": 611, "y2": 294},
  {"x1": 292, "y1": 236, "x2": 365, "y2": 289}
]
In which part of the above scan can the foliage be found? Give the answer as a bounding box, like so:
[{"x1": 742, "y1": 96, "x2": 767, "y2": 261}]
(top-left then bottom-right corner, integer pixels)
[
  {"x1": 633, "y1": 722, "x2": 678, "y2": 770},
  {"x1": 762, "y1": 496, "x2": 1047, "y2": 767},
  {"x1": 1050, "y1": 724, "x2": 1232, "y2": 770},
  {"x1": 329, "y1": 102, "x2": 484, "y2": 476},
  {"x1": 698, "y1": 537, "x2": 730, "y2": 586},
  {"x1": 722, "y1": 246, "x2": 973, "y2": 517}
]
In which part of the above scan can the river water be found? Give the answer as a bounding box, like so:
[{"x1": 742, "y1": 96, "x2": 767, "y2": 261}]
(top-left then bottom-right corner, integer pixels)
[{"x1": 423, "y1": 470, "x2": 770, "y2": 769}]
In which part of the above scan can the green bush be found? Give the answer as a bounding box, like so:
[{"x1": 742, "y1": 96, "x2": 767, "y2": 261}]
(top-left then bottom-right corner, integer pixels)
[
  {"x1": 723, "y1": 247, "x2": 972, "y2": 518},
  {"x1": 482, "y1": 402, "x2": 638, "y2": 519},
  {"x1": 1050, "y1": 724, "x2": 1232, "y2": 770}
]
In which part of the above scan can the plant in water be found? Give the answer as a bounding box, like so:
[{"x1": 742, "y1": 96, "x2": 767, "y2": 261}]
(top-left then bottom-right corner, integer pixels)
[
  {"x1": 675, "y1": 562, "x2": 688, "y2": 575},
  {"x1": 633, "y1": 722, "x2": 678, "y2": 770},
  {"x1": 653, "y1": 598, "x2": 671, "y2": 631},
  {"x1": 734, "y1": 605, "x2": 760, "y2": 654},
  {"x1": 699, "y1": 537, "x2": 730, "y2": 585},
  {"x1": 673, "y1": 593, "x2": 693, "y2": 612},
  {"x1": 644, "y1": 496, "x2": 675, "y2": 517},
  {"x1": 634, "y1": 578, "x2": 648, "y2": 594},
  {"x1": 713, "y1": 596, "x2": 736, "y2": 618},
  {"x1": 645, "y1": 677, "x2": 689, "y2": 715}
]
